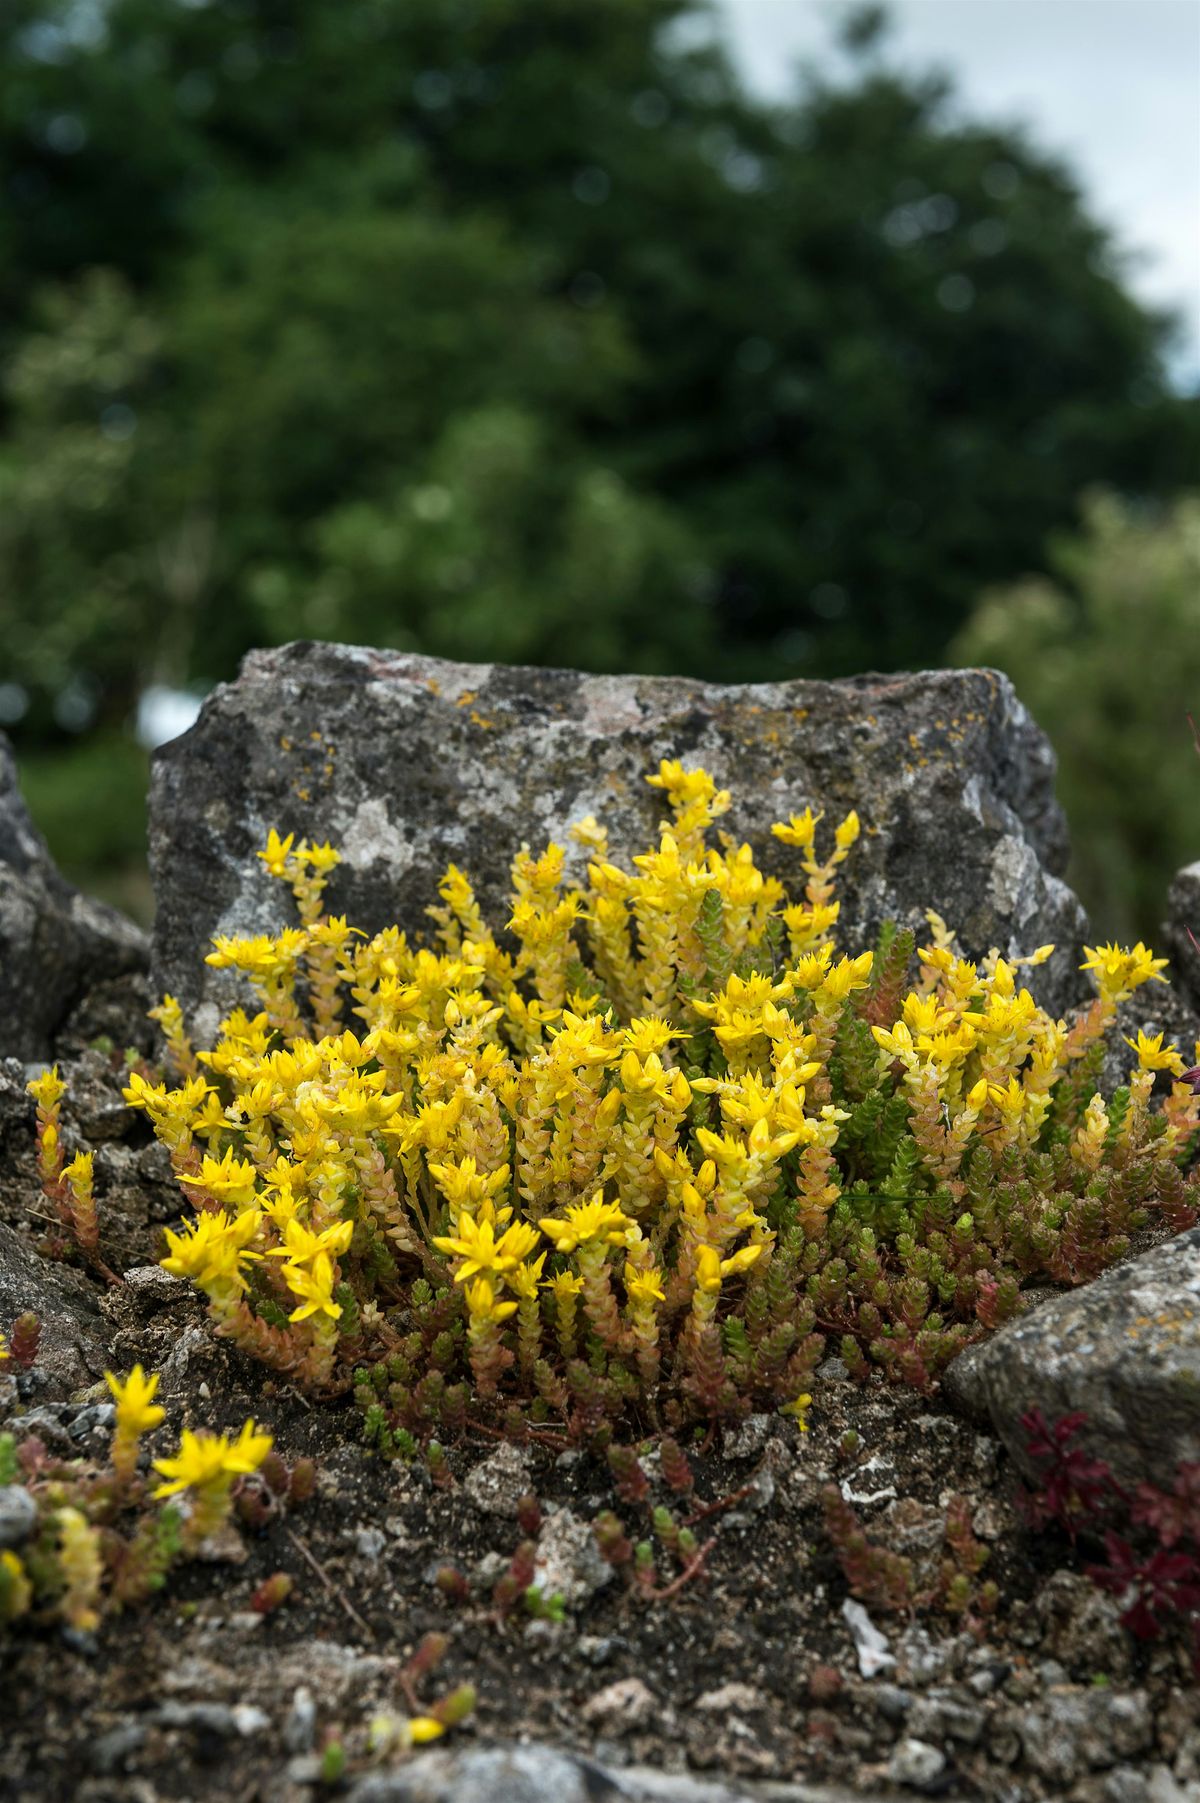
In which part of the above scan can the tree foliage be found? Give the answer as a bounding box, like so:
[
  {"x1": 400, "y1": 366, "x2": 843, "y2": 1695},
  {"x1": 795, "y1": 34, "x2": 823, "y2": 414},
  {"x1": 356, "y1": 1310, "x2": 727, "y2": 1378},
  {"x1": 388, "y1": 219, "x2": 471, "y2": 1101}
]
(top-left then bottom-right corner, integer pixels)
[
  {"x1": 1, "y1": 0, "x2": 1195, "y2": 728},
  {"x1": 953, "y1": 493, "x2": 1200, "y2": 940}
]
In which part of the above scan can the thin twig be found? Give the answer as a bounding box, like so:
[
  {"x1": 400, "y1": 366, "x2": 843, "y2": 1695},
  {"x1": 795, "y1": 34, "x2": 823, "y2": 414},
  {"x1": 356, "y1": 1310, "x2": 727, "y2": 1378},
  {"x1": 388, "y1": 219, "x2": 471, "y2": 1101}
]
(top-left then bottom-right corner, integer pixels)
[
  {"x1": 684, "y1": 1477, "x2": 756, "y2": 1525},
  {"x1": 464, "y1": 1417, "x2": 569, "y2": 1452},
  {"x1": 643, "y1": 1536, "x2": 717, "y2": 1602},
  {"x1": 285, "y1": 1526, "x2": 375, "y2": 1640}
]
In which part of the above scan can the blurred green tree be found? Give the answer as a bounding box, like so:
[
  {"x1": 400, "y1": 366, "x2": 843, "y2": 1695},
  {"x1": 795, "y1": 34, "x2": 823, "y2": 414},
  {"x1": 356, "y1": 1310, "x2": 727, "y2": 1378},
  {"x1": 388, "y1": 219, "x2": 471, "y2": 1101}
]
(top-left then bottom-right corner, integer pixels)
[
  {"x1": 0, "y1": 271, "x2": 212, "y2": 726},
  {"x1": 952, "y1": 493, "x2": 1200, "y2": 942},
  {"x1": 0, "y1": 0, "x2": 1195, "y2": 716}
]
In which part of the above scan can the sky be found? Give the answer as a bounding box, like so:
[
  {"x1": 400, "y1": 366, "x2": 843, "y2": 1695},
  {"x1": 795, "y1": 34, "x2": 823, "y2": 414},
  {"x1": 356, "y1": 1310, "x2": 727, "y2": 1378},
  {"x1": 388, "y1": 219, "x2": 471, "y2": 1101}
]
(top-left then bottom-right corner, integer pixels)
[{"x1": 714, "y1": 0, "x2": 1200, "y2": 381}]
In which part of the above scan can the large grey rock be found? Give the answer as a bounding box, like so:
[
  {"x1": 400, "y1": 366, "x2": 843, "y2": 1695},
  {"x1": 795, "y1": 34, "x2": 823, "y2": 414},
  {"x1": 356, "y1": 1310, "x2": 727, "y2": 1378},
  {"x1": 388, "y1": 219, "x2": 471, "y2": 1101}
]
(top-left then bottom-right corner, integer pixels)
[
  {"x1": 943, "y1": 1228, "x2": 1200, "y2": 1489},
  {"x1": 345, "y1": 1743, "x2": 881, "y2": 1802},
  {"x1": 1014, "y1": 1688, "x2": 1151, "y2": 1785},
  {"x1": 150, "y1": 643, "x2": 1090, "y2": 1040},
  {"x1": 0, "y1": 1485, "x2": 38, "y2": 1548},
  {"x1": 0, "y1": 734, "x2": 147, "y2": 1059},
  {"x1": 1164, "y1": 860, "x2": 1200, "y2": 1015}
]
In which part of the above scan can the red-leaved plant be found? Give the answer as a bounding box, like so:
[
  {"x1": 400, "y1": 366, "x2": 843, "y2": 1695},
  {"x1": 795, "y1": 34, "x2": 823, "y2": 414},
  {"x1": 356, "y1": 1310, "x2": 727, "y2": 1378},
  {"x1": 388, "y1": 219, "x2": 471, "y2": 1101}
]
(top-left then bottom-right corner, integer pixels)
[{"x1": 1020, "y1": 1407, "x2": 1200, "y2": 1672}]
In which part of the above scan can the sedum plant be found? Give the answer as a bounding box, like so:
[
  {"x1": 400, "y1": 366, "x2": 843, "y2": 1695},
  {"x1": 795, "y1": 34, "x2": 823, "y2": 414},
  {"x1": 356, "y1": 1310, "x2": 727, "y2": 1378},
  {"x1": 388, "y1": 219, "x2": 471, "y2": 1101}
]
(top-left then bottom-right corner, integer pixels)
[
  {"x1": 114, "y1": 763, "x2": 1197, "y2": 1441},
  {"x1": 0, "y1": 1359, "x2": 276, "y2": 1632}
]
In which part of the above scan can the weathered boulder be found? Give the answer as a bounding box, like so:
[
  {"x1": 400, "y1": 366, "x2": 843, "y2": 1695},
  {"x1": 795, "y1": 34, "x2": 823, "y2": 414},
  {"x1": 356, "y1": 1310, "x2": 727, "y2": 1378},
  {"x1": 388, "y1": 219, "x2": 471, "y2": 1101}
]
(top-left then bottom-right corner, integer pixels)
[
  {"x1": 0, "y1": 733, "x2": 147, "y2": 1060},
  {"x1": 943, "y1": 1228, "x2": 1200, "y2": 1489},
  {"x1": 1164, "y1": 860, "x2": 1200, "y2": 1016},
  {"x1": 343, "y1": 1743, "x2": 872, "y2": 1802},
  {"x1": 150, "y1": 643, "x2": 1090, "y2": 1041}
]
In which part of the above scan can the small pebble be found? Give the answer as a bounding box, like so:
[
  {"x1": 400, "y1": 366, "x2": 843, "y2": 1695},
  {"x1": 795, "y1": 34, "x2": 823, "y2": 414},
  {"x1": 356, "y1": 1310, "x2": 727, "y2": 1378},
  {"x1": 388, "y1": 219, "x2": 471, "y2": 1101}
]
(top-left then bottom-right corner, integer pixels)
[
  {"x1": 89, "y1": 1723, "x2": 146, "y2": 1775},
  {"x1": 888, "y1": 1737, "x2": 948, "y2": 1790},
  {"x1": 693, "y1": 1682, "x2": 765, "y2": 1714},
  {"x1": 283, "y1": 1686, "x2": 316, "y2": 1754},
  {"x1": 582, "y1": 1677, "x2": 656, "y2": 1731},
  {"x1": 0, "y1": 1486, "x2": 38, "y2": 1550}
]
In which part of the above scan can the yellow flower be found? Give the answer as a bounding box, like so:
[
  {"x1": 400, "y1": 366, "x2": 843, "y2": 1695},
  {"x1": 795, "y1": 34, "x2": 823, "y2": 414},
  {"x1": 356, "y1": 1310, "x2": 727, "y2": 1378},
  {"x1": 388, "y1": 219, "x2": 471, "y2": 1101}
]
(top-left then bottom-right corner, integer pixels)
[
  {"x1": 622, "y1": 1016, "x2": 682, "y2": 1058},
  {"x1": 432, "y1": 1211, "x2": 538, "y2": 1282},
  {"x1": 646, "y1": 760, "x2": 726, "y2": 808},
  {"x1": 149, "y1": 993, "x2": 187, "y2": 1036},
  {"x1": 788, "y1": 946, "x2": 835, "y2": 990},
  {"x1": 427, "y1": 1155, "x2": 511, "y2": 1216},
  {"x1": 625, "y1": 1265, "x2": 665, "y2": 1306},
  {"x1": 257, "y1": 829, "x2": 295, "y2": 877},
  {"x1": 1080, "y1": 941, "x2": 1169, "y2": 1001},
  {"x1": 26, "y1": 1065, "x2": 66, "y2": 1110},
  {"x1": 152, "y1": 1419, "x2": 272, "y2": 1496},
  {"x1": 569, "y1": 814, "x2": 609, "y2": 854},
  {"x1": 816, "y1": 952, "x2": 874, "y2": 1004},
  {"x1": 0, "y1": 1549, "x2": 31, "y2": 1618},
  {"x1": 122, "y1": 1069, "x2": 169, "y2": 1112},
  {"x1": 228, "y1": 1418, "x2": 275, "y2": 1471},
  {"x1": 1123, "y1": 1029, "x2": 1186, "y2": 1076},
  {"x1": 506, "y1": 1255, "x2": 546, "y2": 1300},
  {"x1": 463, "y1": 1277, "x2": 518, "y2": 1325},
  {"x1": 0, "y1": 1333, "x2": 8, "y2": 1362},
  {"x1": 695, "y1": 1242, "x2": 764, "y2": 1295},
  {"x1": 300, "y1": 839, "x2": 341, "y2": 875},
  {"x1": 63, "y1": 1148, "x2": 93, "y2": 1189},
  {"x1": 538, "y1": 1192, "x2": 630, "y2": 1254},
  {"x1": 160, "y1": 1209, "x2": 262, "y2": 1289},
  {"x1": 695, "y1": 1245, "x2": 724, "y2": 1295},
  {"x1": 987, "y1": 1076, "x2": 1025, "y2": 1114},
  {"x1": 781, "y1": 1392, "x2": 812, "y2": 1431},
  {"x1": 870, "y1": 1022, "x2": 912, "y2": 1066},
  {"x1": 265, "y1": 1216, "x2": 354, "y2": 1266},
  {"x1": 206, "y1": 929, "x2": 308, "y2": 977},
  {"x1": 722, "y1": 1243, "x2": 764, "y2": 1280},
  {"x1": 179, "y1": 1148, "x2": 261, "y2": 1210},
  {"x1": 105, "y1": 1365, "x2": 165, "y2": 1438},
  {"x1": 902, "y1": 993, "x2": 956, "y2": 1036},
  {"x1": 772, "y1": 807, "x2": 821, "y2": 850},
  {"x1": 192, "y1": 1090, "x2": 233, "y2": 1143},
  {"x1": 283, "y1": 1252, "x2": 343, "y2": 1323}
]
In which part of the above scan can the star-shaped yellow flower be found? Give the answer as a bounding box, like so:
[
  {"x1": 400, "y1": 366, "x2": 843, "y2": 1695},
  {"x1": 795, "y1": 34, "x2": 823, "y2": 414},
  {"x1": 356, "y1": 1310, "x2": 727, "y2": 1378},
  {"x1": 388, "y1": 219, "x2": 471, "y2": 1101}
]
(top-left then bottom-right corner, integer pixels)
[
  {"x1": 152, "y1": 1420, "x2": 272, "y2": 1496},
  {"x1": 105, "y1": 1365, "x2": 165, "y2": 1438},
  {"x1": 538, "y1": 1193, "x2": 630, "y2": 1254}
]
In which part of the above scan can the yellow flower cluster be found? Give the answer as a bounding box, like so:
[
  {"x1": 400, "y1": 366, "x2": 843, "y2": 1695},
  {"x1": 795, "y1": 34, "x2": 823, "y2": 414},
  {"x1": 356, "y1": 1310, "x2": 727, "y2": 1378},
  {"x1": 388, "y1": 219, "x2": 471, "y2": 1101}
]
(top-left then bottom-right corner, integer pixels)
[{"x1": 128, "y1": 761, "x2": 1196, "y2": 1419}]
